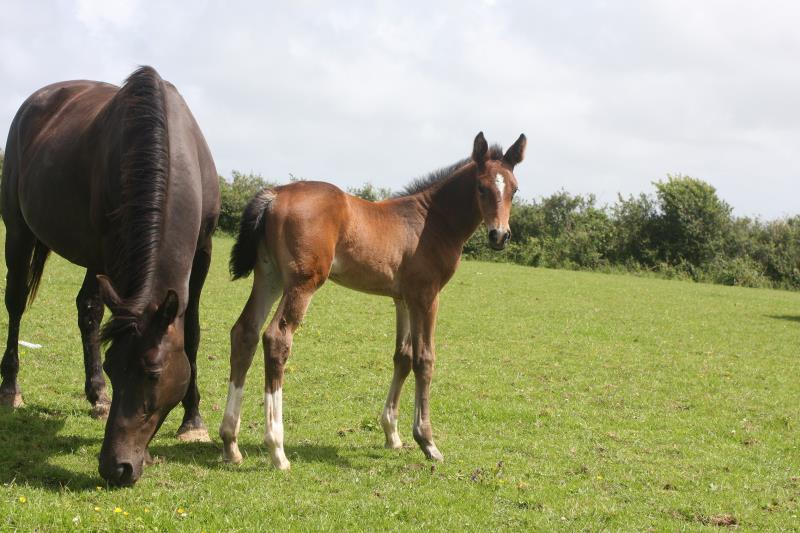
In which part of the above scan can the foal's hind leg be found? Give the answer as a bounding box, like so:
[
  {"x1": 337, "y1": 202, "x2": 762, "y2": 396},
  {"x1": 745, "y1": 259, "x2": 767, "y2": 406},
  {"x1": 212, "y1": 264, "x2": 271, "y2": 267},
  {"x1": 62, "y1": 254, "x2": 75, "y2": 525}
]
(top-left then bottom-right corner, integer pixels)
[
  {"x1": 177, "y1": 243, "x2": 213, "y2": 442},
  {"x1": 381, "y1": 299, "x2": 412, "y2": 449},
  {"x1": 220, "y1": 258, "x2": 282, "y2": 463},
  {"x1": 0, "y1": 230, "x2": 36, "y2": 408},
  {"x1": 76, "y1": 272, "x2": 110, "y2": 418},
  {"x1": 262, "y1": 278, "x2": 320, "y2": 470}
]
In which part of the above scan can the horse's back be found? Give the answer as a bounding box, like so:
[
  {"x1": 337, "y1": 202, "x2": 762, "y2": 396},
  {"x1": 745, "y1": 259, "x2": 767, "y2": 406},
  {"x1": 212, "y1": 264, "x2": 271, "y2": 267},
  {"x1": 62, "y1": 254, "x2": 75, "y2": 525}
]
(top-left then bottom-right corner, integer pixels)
[{"x1": 3, "y1": 80, "x2": 118, "y2": 266}]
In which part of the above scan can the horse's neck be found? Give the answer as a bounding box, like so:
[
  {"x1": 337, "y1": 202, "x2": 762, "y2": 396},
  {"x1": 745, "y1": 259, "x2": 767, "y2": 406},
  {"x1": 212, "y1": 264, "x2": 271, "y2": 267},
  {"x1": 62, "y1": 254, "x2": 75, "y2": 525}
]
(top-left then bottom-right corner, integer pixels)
[{"x1": 420, "y1": 166, "x2": 482, "y2": 249}]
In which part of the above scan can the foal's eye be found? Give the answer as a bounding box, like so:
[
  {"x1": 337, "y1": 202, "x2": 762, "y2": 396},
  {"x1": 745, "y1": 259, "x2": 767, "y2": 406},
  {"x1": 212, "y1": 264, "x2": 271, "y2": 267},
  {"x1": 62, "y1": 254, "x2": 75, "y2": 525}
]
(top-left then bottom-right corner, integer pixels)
[
  {"x1": 145, "y1": 370, "x2": 161, "y2": 382},
  {"x1": 478, "y1": 184, "x2": 489, "y2": 196}
]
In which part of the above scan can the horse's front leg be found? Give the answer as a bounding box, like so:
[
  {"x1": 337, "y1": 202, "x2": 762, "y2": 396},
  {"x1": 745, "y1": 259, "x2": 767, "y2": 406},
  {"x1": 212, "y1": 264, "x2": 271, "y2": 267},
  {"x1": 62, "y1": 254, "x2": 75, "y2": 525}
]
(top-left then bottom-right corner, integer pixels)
[
  {"x1": 76, "y1": 272, "x2": 111, "y2": 418},
  {"x1": 176, "y1": 245, "x2": 212, "y2": 442},
  {"x1": 408, "y1": 294, "x2": 444, "y2": 462}
]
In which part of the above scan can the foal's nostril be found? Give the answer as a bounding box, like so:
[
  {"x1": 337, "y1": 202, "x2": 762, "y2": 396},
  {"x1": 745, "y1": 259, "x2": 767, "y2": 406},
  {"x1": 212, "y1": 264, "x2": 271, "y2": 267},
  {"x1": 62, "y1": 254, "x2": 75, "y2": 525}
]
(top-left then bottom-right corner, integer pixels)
[
  {"x1": 503, "y1": 231, "x2": 511, "y2": 244},
  {"x1": 488, "y1": 229, "x2": 498, "y2": 242}
]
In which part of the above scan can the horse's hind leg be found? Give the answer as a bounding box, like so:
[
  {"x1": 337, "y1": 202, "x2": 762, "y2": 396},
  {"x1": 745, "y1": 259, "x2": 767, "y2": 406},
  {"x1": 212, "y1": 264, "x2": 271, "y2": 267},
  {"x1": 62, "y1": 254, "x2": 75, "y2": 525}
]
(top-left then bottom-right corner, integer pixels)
[
  {"x1": 381, "y1": 299, "x2": 412, "y2": 449},
  {"x1": 262, "y1": 277, "x2": 320, "y2": 470},
  {"x1": 176, "y1": 242, "x2": 213, "y2": 442},
  {"x1": 76, "y1": 272, "x2": 110, "y2": 418},
  {"x1": 220, "y1": 257, "x2": 283, "y2": 463},
  {"x1": 0, "y1": 229, "x2": 36, "y2": 408}
]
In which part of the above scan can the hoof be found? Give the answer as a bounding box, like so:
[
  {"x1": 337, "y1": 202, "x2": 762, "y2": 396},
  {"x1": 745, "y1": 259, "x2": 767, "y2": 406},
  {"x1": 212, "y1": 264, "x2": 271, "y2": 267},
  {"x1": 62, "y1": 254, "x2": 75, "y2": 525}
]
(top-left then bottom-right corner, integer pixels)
[
  {"x1": 384, "y1": 437, "x2": 403, "y2": 450},
  {"x1": 272, "y1": 457, "x2": 291, "y2": 471},
  {"x1": 90, "y1": 401, "x2": 110, "y2": 419},
  {"x1": 176, "y1": 427, "x2": 211, "y2": 442},
  {"x1": 223, "y1": 445, "x2": 243, "y2": 465},
  {"x1": 0, "y1": 391, "x2": 24, "y2": 408},
  {"x1": 423, "y1": 445, "x2": 444, "y2": 463}
]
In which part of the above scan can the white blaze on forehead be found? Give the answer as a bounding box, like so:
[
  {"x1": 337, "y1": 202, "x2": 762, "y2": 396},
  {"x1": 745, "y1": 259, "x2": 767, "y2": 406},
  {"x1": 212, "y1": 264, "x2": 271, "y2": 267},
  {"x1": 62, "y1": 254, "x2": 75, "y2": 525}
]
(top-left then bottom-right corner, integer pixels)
[{"x1": 495, "y1": 173, "x2": 506, "y2": 195}]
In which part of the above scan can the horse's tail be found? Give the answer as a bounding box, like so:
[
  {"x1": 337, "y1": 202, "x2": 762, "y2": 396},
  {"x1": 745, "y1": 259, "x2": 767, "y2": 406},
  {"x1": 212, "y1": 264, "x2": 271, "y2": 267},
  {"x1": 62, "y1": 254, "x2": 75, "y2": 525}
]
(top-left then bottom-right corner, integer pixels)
[
  {"x1": 230, "y1": 188, "x2": 276, "y2": 280},
  {"x1": 25, "y1": 240, "x2": 50, "y2": 308},
  {"x1": 113, "y1": 65, "x2": 169, "y2": 303}
]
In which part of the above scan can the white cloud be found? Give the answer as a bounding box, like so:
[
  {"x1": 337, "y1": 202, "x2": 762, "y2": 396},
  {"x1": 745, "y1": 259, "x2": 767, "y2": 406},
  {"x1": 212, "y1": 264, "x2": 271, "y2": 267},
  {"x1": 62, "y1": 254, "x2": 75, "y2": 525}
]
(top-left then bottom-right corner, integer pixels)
[{"x1": 1, "y1": 0, "x2": 798, "y2": 218}]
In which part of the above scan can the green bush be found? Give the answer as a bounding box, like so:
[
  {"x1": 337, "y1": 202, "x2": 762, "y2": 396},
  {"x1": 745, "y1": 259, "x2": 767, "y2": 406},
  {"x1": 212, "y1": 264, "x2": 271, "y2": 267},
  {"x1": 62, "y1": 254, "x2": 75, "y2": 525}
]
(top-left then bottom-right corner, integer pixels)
[{"x1": 218, "y1": 171, "x2": 276, "y2": 234}]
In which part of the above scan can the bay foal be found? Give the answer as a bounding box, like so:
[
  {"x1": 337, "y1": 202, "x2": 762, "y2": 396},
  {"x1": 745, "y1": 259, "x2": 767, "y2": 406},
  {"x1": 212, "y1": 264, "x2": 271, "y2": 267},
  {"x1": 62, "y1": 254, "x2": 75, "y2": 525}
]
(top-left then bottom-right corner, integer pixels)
[{"x1": 220, "y1": 132, "x2": 525, "y2": 468}]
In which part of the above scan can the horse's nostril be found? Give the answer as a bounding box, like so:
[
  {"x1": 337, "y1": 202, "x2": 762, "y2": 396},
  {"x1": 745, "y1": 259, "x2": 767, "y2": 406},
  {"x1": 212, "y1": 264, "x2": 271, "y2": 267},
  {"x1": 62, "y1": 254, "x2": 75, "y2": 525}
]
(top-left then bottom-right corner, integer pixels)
[
  {"x1": 112, "y1": 462, "x2": 134, "y2": 486},
  {"x1": 488, "y1": 229, "x2": 498, "y2": 241},
  {"x1": 503, "y1": 232, "x2": 511, "y2": 244}
]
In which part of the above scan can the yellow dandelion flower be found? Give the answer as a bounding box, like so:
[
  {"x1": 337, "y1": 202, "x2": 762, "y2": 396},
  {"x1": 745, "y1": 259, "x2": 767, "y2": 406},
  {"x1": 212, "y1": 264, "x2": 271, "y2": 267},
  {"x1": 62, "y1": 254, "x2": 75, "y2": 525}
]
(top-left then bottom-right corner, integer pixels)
[
  {"x1": 94, "y1": 507, "x2": 100, "y2": 512},
  {"x1": 114, "y1": 507, "x2": 122, "y2": 513},
  {"x1": 123, "y1": 511, "x2": 129, "y2": 517},
  {"x1": 96, "y1": 486, "x2": 103, "y2": 491},
  {"x1": 177, "y1": 507, "x2": 185, "y2": 514},
  {"x1": 18, "y1": 496, "x2": 27, "y2": 504},
  {"x1": 144, "y1": 508, "x2": 150, "y2": 513}
]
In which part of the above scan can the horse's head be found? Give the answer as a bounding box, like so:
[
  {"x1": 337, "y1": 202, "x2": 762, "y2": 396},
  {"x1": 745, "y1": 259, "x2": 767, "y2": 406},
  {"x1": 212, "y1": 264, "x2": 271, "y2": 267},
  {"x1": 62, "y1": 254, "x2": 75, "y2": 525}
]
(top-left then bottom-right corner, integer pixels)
[
  {"x1": 471, "y1": 132, "x2": 526, "y2": 250},
  {"x1": 95, "y1": 275, "x2": 189, "y2": 486}
]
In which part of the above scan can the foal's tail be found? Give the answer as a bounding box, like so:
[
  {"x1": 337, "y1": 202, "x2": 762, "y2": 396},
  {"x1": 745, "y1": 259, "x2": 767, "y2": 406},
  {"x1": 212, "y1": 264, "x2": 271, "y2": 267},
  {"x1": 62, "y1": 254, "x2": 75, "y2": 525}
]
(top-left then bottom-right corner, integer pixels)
[{"x1": 230, "y1": 188, "x2": 276, "y2": 280}]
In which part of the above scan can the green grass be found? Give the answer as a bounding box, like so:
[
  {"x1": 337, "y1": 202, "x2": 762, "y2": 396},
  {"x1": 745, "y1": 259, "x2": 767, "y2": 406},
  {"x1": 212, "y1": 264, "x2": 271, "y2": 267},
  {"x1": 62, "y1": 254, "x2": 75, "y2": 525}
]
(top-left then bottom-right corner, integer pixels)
[{"x1": 1, "y1": 227, "x2": 799, "y2": 531}]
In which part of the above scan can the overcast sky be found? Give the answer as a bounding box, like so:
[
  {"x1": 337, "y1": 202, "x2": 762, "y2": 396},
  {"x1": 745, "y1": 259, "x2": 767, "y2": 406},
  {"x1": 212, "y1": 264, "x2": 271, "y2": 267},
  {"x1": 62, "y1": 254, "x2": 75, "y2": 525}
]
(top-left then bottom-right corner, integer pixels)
[{"x1": 1, "y1": 1, "x2": 798, "y2": 218}]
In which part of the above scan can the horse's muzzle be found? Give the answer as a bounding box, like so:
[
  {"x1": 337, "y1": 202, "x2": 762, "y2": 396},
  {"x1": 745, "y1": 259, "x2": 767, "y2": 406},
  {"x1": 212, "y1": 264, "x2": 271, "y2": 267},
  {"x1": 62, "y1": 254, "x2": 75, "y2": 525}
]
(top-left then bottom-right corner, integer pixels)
[
  {"x1": 488, "y1": 229, "x2": 511, "y2": 250},
  {"x1": 98, "y1": 457, "x2": 139, "y2": 487}
]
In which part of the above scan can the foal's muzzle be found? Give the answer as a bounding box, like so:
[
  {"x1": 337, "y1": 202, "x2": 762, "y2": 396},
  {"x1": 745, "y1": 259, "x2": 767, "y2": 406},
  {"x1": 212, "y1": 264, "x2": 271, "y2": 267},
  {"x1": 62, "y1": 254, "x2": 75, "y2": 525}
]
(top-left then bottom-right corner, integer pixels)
[
  {"x1": 98, "y1": 456, "x2": 140, "y2": 487},
  {"x1": 488, "y1": 229, "x2": 511, "y2": 250}
]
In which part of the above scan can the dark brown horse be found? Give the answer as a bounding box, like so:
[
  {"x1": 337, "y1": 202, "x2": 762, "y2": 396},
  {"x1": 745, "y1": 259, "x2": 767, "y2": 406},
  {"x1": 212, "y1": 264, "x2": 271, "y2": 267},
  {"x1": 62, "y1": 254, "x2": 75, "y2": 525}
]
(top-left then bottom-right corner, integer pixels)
[
  {"x1": 1, "y1": 66, "x2": 219, "y2": 485},
  {"x1": 219, "y1": 132, "x2": 525, "y2": 468}
]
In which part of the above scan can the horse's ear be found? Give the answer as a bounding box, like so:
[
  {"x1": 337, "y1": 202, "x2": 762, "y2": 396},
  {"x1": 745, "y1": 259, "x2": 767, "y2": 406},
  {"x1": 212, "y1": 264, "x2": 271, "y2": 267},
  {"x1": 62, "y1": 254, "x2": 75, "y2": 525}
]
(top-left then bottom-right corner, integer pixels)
[
  {"x1": 472, "y1": 131, "x2": 489, "y2": 170},
  {"x1": 503, "y1": 134, "x2": 526, "y2": 169},
  {"x1": 155, "y1": 290, "x2": 179, "y2": 330},
  {"x1": 96, "y1": 275, "x2": 123, "y2": 313}
]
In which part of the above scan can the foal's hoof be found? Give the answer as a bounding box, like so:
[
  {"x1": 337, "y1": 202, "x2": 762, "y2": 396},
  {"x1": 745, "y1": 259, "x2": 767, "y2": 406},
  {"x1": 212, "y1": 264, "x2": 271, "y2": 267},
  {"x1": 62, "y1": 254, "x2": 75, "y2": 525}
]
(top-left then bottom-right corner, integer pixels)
[
  {"x1": 0, "y1": 391, "x2": 24, "y2": 408},
  {"x1": 223, "y1": 445, "x2": 243, "y2": 465},
  {"x1": 423, "y1": 445, "x2": 444, "y2": 463},
  {"x1": 90, "y1": 400, "x2": 111, "y2": 419},
  {"x1": 384, "y1": 436, "x2": 404, "y2": 449}
]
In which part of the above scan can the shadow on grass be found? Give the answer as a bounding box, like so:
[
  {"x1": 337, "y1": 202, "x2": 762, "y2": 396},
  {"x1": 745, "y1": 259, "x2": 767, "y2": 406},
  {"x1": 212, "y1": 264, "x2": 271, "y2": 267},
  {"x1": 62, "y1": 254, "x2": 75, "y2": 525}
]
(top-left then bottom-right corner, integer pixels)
[
  {"x1": 0, "y1": 405, "x2": 100, "y2": 492},
  {"x1": 767, "y1": 314, "x2": 800, "y2": 323},
  {"x1": 148, "y1": 440, "x2": 353, "y2": 470}
]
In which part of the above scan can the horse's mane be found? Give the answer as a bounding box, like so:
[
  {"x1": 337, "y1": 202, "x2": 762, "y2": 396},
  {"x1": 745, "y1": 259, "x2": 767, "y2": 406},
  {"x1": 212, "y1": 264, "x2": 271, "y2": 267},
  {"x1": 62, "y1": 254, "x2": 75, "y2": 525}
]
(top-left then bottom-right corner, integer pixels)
[
  {"x1": 393, "y1": 144, "x2": 504, "y2": 198},
  {"x1": 101, "y1": 66, "x2": 169, "y2": 344}
]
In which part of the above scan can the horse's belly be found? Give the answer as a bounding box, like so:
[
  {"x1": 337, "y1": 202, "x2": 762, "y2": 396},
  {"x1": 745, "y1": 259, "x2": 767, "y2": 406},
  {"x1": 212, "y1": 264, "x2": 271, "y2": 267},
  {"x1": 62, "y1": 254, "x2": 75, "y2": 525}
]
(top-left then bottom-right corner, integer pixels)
[{"x1": 19, "y1": 170, "x2": 101, "y2": 269}]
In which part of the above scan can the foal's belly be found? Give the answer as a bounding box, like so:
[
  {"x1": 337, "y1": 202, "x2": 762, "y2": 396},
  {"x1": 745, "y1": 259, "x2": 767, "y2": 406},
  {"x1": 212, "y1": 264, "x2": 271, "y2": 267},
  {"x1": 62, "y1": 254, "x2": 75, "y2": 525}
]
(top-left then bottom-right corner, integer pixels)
[{"x1": 327, "y1": 254, "x2": 399, "y2": 297}]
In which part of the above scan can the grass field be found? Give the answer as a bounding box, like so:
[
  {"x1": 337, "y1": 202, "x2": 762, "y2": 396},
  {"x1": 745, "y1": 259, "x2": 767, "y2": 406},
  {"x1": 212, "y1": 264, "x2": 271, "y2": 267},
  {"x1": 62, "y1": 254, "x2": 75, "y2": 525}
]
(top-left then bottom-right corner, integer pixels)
[{"x1": 0, "y1": 228, "x2": 799, "y2": 531}]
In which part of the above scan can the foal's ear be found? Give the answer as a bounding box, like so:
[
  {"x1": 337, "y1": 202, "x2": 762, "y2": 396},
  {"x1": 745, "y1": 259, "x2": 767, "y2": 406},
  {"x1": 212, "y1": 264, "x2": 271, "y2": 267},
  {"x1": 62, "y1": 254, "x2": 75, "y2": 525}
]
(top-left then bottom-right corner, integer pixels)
[
  {"x1": 472, "y1": 131, "x2": 489, "y2": 170},
  {"x1": 503, "y1": 134, "x2": 526, "y2": 169},
  {"x1": 96, "y1": 275, "x2": 123, "y2": 312},
  {"x1": 154, "y1": 290, "x2": 179, "y2": 331}
]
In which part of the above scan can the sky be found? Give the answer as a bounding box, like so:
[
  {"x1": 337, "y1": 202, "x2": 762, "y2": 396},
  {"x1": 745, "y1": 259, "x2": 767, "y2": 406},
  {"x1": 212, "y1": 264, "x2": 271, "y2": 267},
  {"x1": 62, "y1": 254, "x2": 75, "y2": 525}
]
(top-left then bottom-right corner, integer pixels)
[{"x1": 1, "y1": 0, "x2": 798, "y2": 219}]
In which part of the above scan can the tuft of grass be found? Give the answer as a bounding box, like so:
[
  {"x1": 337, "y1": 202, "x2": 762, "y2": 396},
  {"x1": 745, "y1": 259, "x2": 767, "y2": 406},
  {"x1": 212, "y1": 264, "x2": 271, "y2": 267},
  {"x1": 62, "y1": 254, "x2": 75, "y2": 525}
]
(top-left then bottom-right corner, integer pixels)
[{"x1": 1, "y1": 226, "x2": 799, "y2": 530}]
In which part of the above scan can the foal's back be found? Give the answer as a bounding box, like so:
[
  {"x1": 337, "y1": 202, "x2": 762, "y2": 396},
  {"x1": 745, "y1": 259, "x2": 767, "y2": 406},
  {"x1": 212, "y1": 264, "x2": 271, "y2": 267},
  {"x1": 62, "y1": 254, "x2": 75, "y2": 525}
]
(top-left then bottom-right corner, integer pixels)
[{"x1": 261, "y1": 181, "x2": 423, "y2": 297}]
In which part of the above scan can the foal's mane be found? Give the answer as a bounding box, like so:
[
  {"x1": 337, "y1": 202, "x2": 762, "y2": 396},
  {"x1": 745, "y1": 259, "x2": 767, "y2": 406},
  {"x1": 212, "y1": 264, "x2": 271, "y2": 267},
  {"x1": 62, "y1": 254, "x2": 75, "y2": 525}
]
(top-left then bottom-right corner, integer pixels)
[
  {"x1": 101, "y1": 66, "x2": 170, "y2": 344},
  {"x1": 393, "y1": 144, "x2": 504, "y2": 198}
]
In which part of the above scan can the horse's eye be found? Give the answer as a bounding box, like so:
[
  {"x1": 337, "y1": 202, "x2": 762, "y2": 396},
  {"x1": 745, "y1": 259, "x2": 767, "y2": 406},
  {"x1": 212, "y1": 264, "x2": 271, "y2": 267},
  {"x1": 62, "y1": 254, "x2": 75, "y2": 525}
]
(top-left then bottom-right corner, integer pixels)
[
  {"x1": 145, "y1": 370, "x2": 161, "y2": 382},
  {"x1": 478, "y1": 184, "x2": 489, "y2": 196}
]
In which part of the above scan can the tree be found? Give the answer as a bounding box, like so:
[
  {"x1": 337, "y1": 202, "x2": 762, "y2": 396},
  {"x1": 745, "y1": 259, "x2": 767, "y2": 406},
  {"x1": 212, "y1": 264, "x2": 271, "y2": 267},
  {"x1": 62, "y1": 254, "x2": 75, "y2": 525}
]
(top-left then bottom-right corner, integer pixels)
[
  {"x1": 218, "y1": 171, "x2": 276, "y2": 233},
  {"x1": 347, "y1": 182, "x2": 392, "y2": 202},
  {"x1": 653, "y1": 175, "x2": 732, "y2": 267}
]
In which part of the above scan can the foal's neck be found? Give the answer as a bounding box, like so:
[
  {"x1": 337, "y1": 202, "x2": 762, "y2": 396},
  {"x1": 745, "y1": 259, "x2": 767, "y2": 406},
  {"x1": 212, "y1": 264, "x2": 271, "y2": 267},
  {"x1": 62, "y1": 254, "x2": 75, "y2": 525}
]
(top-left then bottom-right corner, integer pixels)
[{"x1": 421, "y1": 164, "x2": 482, "y2": 250}]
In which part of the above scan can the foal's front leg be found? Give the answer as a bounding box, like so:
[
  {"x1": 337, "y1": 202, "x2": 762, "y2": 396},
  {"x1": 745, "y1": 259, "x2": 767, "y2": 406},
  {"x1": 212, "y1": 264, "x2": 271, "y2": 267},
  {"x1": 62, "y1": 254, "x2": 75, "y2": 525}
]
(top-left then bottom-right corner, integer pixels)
[
  {"x1": 262, "y1": 282, "x2": 316, "y2": 470},
  {"x1": 409, "y1": 295, "x2": 444, "y2": 462},
  {"x1": 381, "y1": 299, "x2": 412, "y2": 449}
]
